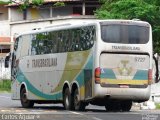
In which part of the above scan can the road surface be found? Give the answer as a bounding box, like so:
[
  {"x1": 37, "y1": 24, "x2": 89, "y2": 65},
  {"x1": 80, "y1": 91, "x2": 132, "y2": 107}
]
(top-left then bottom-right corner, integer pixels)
[{"x1": 0, "y1": 93, "x2": 160, "y2": 120}]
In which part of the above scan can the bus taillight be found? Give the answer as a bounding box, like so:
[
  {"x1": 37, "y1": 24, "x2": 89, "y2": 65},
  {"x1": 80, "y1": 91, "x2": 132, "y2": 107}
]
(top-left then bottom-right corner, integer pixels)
[
  {"x1": 95, "y1": 67, "x2": 101, "y2": 84},
  {"x1": 148, "y1": 69, "x2": 152, "y2": 85}
]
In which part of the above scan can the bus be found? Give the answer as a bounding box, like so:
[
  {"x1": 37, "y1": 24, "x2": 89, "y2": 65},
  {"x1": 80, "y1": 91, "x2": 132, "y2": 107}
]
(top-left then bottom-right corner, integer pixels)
[{"x1": 6, "y1": 19, "x2": 154, "y2": 111}]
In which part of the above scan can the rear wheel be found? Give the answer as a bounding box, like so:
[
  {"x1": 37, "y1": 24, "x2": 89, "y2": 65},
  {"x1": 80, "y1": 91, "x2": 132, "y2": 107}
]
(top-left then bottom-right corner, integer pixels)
[
  {"x1": 73, "y1": 88, "x2": 86, "y2": 111},
  {"x1": 121, "y1": 101, "x2": 132, "y2": 112},
  {"x1": 63, "y1": 88, "x2": 72, "y2": 110},
  {"x1": 20, "y1": 87, "x2": 34, "y2": 108},
  {"x1": 105, "y1": 100, "x2": 132, "y2": 112},
  {"x1": 105, "y1": 101, "x2": 121, "y2": 112}
]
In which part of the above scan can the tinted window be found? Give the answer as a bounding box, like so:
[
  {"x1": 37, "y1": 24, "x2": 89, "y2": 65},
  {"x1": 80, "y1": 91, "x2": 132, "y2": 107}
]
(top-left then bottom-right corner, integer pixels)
[
  {"x1": 14, "y1": 38, "x2": 19, "y2": 51},
  {"x1": 31, "y1": 25, "x2": 96, "y2": 55},
  {"x1": 101, "y1": 25, "x2": 149, "y2": 44}
]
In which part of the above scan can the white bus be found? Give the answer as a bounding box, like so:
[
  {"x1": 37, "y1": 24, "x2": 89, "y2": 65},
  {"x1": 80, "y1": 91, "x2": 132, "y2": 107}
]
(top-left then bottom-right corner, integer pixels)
[{"x1": 6, "y1": 19, "x2": 153, "y2": 111}]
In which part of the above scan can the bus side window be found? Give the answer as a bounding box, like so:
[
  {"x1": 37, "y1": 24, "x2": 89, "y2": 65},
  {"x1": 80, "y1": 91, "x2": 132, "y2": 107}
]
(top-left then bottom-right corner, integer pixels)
[
  {"x1": 80, "y1": 26, "x2": 95, "y2": 50},
  {"x1": 75, "y1": 31, "x2": 80, "y2": 51},
  {"x1": 21, "y1": 35, "x2": 30, "y2": 57},
  {"x1": 70, "y1": 29, "x2": 76, "y2": 51},
  {"x1": 31, "y1": 34, "x2": 38, "y2": 55},
  {"x1": 68, "y1": 30, "x2": 73, "y2": 52},
  {"x1": 14, "y1": 38, "x2": 19, "y2": 51},
  {"x1": 63, "y1": 30, "x2": 70, "y2": 52},
  {"x1": 53, "y1": 31, "x2": 58, "y2": 53}
]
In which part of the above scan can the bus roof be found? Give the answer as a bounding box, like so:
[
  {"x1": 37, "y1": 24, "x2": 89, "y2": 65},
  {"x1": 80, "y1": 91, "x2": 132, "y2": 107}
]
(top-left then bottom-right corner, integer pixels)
[{"x1": 16, "y1": 19, "x2": 150, "y2": 37}]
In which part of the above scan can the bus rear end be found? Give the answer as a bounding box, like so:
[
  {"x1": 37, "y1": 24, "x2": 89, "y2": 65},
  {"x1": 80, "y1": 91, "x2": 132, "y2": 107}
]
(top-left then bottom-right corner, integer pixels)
[{"x1": 93, "y1": 20, "x2": 152, "y2": 111}]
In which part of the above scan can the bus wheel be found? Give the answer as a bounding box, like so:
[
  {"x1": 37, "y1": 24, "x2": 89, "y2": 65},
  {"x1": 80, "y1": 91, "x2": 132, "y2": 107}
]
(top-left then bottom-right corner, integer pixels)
[
  {"x1": 73, "y1": 88, "x2": 86, "y2": 111},
  {"x1": 63, "y1": 88, "x2": 71, "y2": 110},
  {"x1": 105, "y1": 101, "x2": 121, "y2": 112},
  {"x1": 20, "y1": 87, "x2": 34, "y2": 108},
  {"x1": 121, "y1": 101, "x2": 132, "y2": 112}
]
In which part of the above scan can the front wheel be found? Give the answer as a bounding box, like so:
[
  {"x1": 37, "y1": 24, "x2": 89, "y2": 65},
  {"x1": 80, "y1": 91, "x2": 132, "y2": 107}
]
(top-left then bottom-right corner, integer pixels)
[
  {"x1": 20, "y1": 87, "x2": 34, "y2": 108},
  {"x1": 73, "y1": 88, "x2": 86, "y2": 111}
]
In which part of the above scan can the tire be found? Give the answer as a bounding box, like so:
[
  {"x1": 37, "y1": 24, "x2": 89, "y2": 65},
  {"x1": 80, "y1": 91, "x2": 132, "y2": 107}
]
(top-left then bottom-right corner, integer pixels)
[
  {"x1": 20, "y1": 87, "x2": 34, "y2": 108},
  {"x1": 63, "y1": 88, "x2": 72, "y2": 110},
  {"x1": 105, "y1": 101, "x2": 121, "y2": 112},
  {"x1": 121, "y1": 101, "x2": 132, "y2": 112},
  {"x1": 73, "y1": 88, "x2": 86, "y2": 111}
]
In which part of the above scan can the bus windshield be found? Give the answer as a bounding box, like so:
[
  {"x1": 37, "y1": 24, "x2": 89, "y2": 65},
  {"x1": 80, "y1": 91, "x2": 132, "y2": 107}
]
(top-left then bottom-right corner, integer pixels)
[{"x1": 101, "y1": 24, "x2": 149, "y2": 44}]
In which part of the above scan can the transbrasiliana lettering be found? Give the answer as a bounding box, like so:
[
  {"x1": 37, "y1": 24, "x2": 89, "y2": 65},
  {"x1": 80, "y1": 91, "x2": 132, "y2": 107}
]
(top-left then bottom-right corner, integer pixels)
[
  {"x1": 112, "y1": 46, "x2": 140, "y2": 51},
  {"x1": 32, "y1": 58, "x2": 57, "y2": 68}
]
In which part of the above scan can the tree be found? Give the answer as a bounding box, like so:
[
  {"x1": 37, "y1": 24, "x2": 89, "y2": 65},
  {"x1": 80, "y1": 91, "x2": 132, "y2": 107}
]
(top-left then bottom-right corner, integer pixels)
[
  {"x1": 11, "y1": 0, "x2": 44, "y2": 11},
  {"x1": 10, "y1": 0, "x2": 65, "y2": 11},
  {"x1": 95, "y1": 0, "x2": 160, "y2": 53},
  {"x1": 0, "y1": 1, "x2": 10, "y2": 4}
]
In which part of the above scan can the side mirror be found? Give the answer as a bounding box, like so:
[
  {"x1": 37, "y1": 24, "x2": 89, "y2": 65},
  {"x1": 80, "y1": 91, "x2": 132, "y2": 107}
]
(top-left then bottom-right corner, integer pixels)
[
  {"x1": 153, "y1": 53, "x2": 160, "y2": 83},
  {"x1": 4, "y1": 54, "x2": 10, "y2": 68}
]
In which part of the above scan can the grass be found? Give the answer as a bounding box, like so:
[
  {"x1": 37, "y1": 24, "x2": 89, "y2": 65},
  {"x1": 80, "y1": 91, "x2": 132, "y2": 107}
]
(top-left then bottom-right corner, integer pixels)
[
  {"x1": 155, "y1": 103, "x2": 160, "y2": 109},
  {"x1": 0, "y1": 79, "x2": 11, "y2": 92}
]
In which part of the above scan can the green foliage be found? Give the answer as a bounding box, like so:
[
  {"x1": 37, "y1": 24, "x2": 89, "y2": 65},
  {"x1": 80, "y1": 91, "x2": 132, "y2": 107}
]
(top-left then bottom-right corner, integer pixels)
[
  {"x1": 17, "y1": 1, "x2": 64, "y2": 12},
  {"x1": 19, "y1": 0, "x2": 30, "y2": 11},
  {"x1": 0, "y1": 1, "x2": 10, "y2": 4},
  {"x1": 0, "y1": 80, "x2": 11, "y2": 92},
  {"x1": 96, "y1": 0, "x2": 158, "y2": 21},
  {"x1": 53, "y1": 2, "x2": 65, "y2": 8},
  {"x1": 32, "y1": 0, "x2": 44, "y2": 8},
  {"x1": 17, "y1": 0, "x2": 44, "y2": 11},
  {"x1": 95, "y1": 0, "x2": 160, "y2": 53}
]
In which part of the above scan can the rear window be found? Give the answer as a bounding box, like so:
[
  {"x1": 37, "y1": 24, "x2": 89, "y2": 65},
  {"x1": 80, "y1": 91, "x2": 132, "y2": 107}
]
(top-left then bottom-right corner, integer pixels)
[{"x1": 101, "y1": 25, "x2": 149, "y2": 44}]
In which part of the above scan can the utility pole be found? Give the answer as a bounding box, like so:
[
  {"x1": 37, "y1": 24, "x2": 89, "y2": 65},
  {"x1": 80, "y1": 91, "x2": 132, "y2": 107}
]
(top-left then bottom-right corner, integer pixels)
[
  {"x1": 50, "y1": 6, "x2": 53, "y2": 18},
  {"x1": 82, "y1": 0, "x2": 86, "y2": 15}
]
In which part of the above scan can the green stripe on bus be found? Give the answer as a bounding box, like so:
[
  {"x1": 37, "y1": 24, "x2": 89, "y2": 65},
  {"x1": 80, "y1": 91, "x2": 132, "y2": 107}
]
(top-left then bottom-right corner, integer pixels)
[{"x1": 17, "y1": 71, "x2": 62, "y2": 100}]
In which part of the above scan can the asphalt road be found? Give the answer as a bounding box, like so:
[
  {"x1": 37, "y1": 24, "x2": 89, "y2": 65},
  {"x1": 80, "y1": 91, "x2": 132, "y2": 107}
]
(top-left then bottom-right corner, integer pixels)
[{"x1": 0, "y1": 93, "x2": 160, "y2": 120}]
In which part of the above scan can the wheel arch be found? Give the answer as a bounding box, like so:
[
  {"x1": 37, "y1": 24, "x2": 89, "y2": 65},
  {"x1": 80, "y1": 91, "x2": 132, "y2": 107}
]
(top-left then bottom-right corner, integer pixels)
[
  {"x1": 71, "y1": 81, "x2": 80, "y2": 97},
  {"x1": 20, "y1": 82, "x2": 28, "y2": 97},
  {"x1": 62, "y1": 81, "x2": 71, "y2": 97}
]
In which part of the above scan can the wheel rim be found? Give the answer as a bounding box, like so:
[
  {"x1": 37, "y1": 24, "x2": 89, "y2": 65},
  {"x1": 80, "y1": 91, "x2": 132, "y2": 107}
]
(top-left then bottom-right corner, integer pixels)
[
  {"x1": 21, "y1": 90, "x2": 28, "y2": 103},
  {"x1": 65, "y1": 95, "x2": 69, "y2": 107},
  {"x1": 20, "y1": 88, "x2": 34, "y2": 108},
  {"x1": 74, "y1": 89, "x2": 81, "y2": 110},
  {"x1": 64, "y1": 88, "x2": 71, "y2": 110},
  {"x1": 22, "y1": 93, "x2": 27, "y2": 103},
  {"x1": 74, "y1": 94, "x2": 80, "y2": 108}
]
